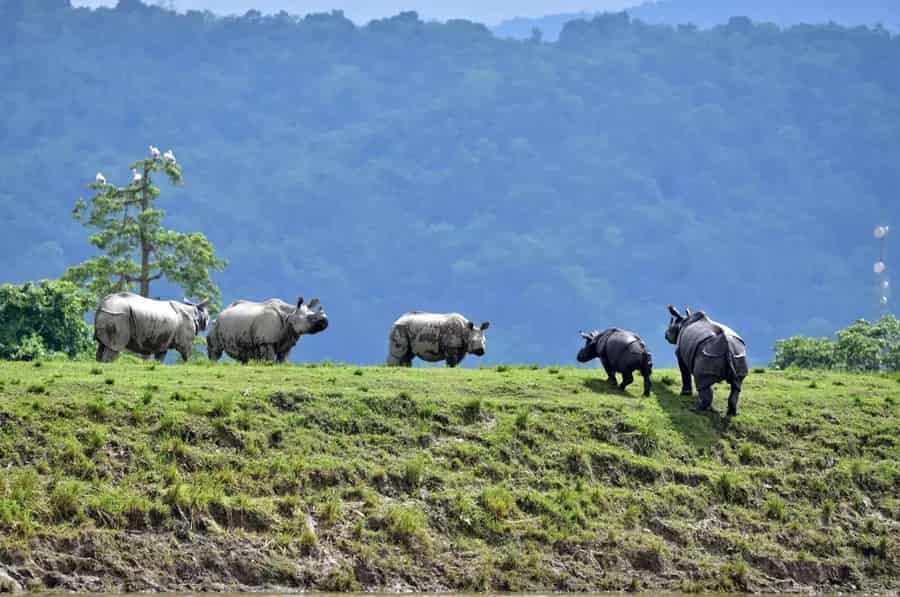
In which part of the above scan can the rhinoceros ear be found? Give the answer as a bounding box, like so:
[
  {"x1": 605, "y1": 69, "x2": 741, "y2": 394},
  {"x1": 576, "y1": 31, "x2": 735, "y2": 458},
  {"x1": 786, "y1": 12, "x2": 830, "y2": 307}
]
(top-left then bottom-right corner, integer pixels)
[
  {"x1": 296, "y1": 296, "x2": 304, "y2": 308},
  {"x1": 467, "y1": 321, "x2": 475, "y2": 330},
  {"x1": 308, "y1": 298, "x2": 320, "y2": 310},
  {"x1": 668, "y1": 305, "x2": 683, "y2": 320},
  {"x1": 182, "y1": 297, "x2": 193, "y2": 306},
  {"x1": 480, "y1": 321, "x2": 490, "y2": 330},
  {"x1": 685, "y1": 306, "x2": 692, "y2": 317}
]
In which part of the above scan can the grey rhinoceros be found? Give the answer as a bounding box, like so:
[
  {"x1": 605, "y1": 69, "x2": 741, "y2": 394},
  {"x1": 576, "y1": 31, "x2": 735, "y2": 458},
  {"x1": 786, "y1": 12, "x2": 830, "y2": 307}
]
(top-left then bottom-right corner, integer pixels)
[
  {"x1": 386, "y1": 312, "x2": 490, "y2": 367},
  {"x1": 206, "y1": 297, "x2": 328, "y2": 363},
  {"x1": 577, "y1": 328, "x2": 653, "y2": 397},
  {"x1": 665, "y1": 306, "x2": 749, "y2": 416},
  {"x1": 94, "y1": 292, "x2": 211, "y2": 362}
]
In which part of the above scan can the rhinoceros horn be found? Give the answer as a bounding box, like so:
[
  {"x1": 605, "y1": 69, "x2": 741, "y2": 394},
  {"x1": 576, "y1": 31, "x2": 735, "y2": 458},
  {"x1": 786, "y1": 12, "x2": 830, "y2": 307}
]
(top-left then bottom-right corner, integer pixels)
[
  {"x1": 308, "y1": 298, "x2": 321, "y2": 310},
  {"x1": 580, "y1": 330, "x2": 591, "y2": 340},
  {"x1": 197, "y1": 298, "x2": 211, "y2": 310},
  {"x1": 296, "y1": 296, "x2": 304, "y2": 308},
  {"x1": 685, "y1": 306, "x2": 692, "y2": 317}
]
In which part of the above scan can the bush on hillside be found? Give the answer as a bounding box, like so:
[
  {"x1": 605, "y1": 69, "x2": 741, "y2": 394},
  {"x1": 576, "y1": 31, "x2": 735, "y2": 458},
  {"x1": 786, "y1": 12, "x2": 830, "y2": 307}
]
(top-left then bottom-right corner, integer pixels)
[
  {"x1": 773, "y1": 315, "x2": 900, "y2": 371},
  {"x1": 0, "y1": 280, "x2": 94, "y2": 360}
]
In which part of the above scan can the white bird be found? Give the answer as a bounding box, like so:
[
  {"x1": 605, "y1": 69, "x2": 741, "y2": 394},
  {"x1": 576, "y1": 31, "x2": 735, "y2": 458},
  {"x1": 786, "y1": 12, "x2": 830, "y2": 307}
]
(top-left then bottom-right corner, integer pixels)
[
  {"x1": 163, "y1": 149, "x2": 176, "y2": 164},
  {"x1": 149, "y1": 145, "x2": 161, "y2": 159},
  {"x1": 132, "y1": 169, "x2": 142, "y2": 184},
  {"x1": 95, "y1": 172, "x2": 106, "y2": 185}
]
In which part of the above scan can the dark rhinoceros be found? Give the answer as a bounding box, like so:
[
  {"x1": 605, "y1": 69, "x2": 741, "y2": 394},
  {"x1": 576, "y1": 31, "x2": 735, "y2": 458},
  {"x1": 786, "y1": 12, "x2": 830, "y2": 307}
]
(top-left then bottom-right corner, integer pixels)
[
  {"x1": 577, "y1": 328, "x2": 653, "y2": 396},
  {"x1": 206, "y1": 297, "x2": 328, "y2": 364},
  {"x1": 94, "y1": 292, "x2": 210, "y2": 362},
  {"x1": 665, "y1": 305, "x2": 748, "y2": 416},
  {"x1": 386, "y1": 312, "x2": 489, "y2": 367}
]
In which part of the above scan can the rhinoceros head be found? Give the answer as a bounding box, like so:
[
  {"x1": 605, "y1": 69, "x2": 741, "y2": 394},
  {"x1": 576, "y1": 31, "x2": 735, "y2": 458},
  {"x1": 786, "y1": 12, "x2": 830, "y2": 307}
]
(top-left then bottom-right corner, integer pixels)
[
  {"x1": 466, "y1": 320, "x2": 490, "y2": 356},
  {"x1": 665, "y1": 305, "x2": 692, "y2": 345},
  {"x1": 288, "y1": 297, "x2": 329, "y2": 336},
  {"x1": 577, "y1": 330, "x2": 600, "y2": 362}
]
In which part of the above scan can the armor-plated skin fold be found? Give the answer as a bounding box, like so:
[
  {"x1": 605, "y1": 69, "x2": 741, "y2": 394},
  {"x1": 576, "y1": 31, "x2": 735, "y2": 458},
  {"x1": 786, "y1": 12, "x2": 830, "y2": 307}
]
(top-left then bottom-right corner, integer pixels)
[
  {"x1": 665, "y1": 306, "x2": 748, "y2": 416},
  {"x1": 206, "y1": 297, "x2": 328, "y2": 364},
  {"x1": 386, "y1": 312, "x2": 490, "y2": 367},
  {"x1": 577, "y1": 328, "x2": 653, "y2": 397},
  {"x1": 93, "y1": 292, "x2": 210, "y2": 362}
]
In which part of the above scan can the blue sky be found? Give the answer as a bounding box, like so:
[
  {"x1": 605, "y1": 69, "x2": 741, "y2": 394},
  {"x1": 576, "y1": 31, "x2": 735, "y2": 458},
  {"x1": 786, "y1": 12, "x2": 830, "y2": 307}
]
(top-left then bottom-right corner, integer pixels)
[{"x1": 72, "y1": 0, "x2": 641, "y2": 24}]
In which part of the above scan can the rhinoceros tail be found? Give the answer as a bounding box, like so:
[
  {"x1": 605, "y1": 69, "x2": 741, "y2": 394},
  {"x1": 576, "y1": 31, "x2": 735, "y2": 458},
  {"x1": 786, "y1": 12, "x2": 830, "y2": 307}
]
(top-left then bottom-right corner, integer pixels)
[{"x1": 721, "y1": 330, "x2": 739, "y2": 383}]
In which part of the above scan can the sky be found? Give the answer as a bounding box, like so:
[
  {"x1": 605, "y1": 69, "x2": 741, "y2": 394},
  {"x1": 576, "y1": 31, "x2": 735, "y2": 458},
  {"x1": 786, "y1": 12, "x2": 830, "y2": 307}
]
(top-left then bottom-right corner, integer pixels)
[{"x1": 71, "y1": 0, "x2": 641, "y2": 25}]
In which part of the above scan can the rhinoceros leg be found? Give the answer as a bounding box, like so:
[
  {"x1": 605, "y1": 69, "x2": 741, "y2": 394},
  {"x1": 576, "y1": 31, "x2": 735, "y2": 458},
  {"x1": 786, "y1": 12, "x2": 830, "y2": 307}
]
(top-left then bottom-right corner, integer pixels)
[
  {"x1": 387, "y1": 355, "x2": 412, "y2": 367},
  {"x1": 619, "y1": 369, "x2": 634, "y2": 392},
  {"x1": 677, "y1": 352, "x2": 693, "y2": 396},
  {"x1": 96, "y1": 343, "x2": 119, "y2": 363},
  {"x1": 642, "y1": 372, "x2": 652, "y2": 398},
  {"x1": 256, "y1": 344, "x2": 276, "y2": 362},
  {"x1": 727, "y1": 387, "x2": 740, "y2": 417},
  {"x1": 726, "y1": 377, "x2": 743, "y2": 416},
  {"x1": 154, "y1": 351, "x2": 167, "y2": 362},
  {"x1": 598, "y1": 355, "x2": 618, "y2": 387},
  {"x1": 697, "y1": 386, "x2": 714, "y2": 411}
]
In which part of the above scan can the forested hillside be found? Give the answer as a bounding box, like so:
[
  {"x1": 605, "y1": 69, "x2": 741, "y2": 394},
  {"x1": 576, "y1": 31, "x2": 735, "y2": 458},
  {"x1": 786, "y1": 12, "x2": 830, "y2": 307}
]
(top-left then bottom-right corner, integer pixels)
[
  {"x1": 494, "y1": 0, "x2": 900, "y2": 40},
  {"x1": 1, "y1": 1, "x2": 898, "y2": 365}
]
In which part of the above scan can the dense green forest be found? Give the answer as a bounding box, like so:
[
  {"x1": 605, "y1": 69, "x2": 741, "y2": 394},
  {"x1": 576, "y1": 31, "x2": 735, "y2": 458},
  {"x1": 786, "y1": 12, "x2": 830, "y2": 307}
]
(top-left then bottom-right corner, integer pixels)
[
  {"x1": 495, "y1": 0, "x2": 900, "y2": 41},
  {"x1": 1, "y1": 1, "x2": 898, "y2": 365}
]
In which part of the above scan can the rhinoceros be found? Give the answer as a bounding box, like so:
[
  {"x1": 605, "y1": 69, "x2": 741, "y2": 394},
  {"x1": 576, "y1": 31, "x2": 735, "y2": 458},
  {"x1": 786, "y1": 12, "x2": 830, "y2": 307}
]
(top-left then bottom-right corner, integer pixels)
[
  {"x1": 665, "y1": 305, "x2": 748, "y2": 416},
  {"x1": 94, "y1": 292, "x2": 210, "y2": 362},
  {"x1": 577, "y1": 328, "x2": 653, "y2": 397},
  {"x1": 386, "y1": 312, "x2": 490, "y2": 367},
  {"x1": 206, "y1": 297, "x2": 328, "y2": 363}
]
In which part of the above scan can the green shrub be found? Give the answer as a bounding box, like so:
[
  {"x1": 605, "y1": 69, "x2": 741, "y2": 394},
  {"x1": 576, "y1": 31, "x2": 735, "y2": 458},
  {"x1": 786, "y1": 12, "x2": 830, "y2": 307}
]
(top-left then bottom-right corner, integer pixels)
[
  {"x1": 481, "y1": 486, "x2": 517, "y2": 520},
  {"x1": 712, "y1": 472, "x2": 750, "y2": 505},
  {"x1": 764, "y1": 495, "x2": 787, "y2": 521},
  {"x1": 403, "y1": 455, "x2": 426, "y2": 490},
  {"x1": 773, "y1": 336, "x2": 837, "y2": 370},
  {"x1": 0, "y1": 280, "x2": 94, "y2": 360},
  {"x1": 773, "y1": 315, "x2": 900, "y2": 372},
  {"x1": 381, "y1": 504, "x2": 427, "y2": 546},
  {"x1": 318, "y1": 493, "x2": 343, "y2": 526},
  {"x1": 462, "y1": 398, "x2": 483, "y2": 424},
  {"x1": 50, "y1": 480, "x2": 86, "y2": 522}
]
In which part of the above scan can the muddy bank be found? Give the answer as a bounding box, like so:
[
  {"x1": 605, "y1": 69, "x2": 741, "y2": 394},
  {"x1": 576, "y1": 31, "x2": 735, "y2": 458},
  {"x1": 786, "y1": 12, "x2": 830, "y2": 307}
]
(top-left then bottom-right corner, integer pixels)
[{"x1": 0, "y1": 523, "x2": 892, "y2": 594}]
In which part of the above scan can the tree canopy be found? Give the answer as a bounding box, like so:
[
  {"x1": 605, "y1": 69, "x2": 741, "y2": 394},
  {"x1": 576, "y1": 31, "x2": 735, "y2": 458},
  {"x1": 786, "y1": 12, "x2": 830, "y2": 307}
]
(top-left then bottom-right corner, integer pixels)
[
  {"x1": 0, "y1": 3, "x2": 898, "y2": 365},
  {"x1": 64, "y1": 151, "x2": 226, "y2": 309}
]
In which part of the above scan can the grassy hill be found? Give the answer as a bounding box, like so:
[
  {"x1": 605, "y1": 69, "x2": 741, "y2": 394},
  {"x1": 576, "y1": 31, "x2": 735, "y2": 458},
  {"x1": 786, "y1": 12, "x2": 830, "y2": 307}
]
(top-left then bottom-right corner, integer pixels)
[{"x1": 0, "y1": 360, "x2": 898, "y2": 593}]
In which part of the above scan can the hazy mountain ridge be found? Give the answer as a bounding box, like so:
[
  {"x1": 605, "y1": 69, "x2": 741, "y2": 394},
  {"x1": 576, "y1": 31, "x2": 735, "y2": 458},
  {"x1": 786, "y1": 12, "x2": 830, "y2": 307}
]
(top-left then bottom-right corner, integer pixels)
[
  {"x1": 494, "y1": 0, "x2": 900, "y2": 40},
  {"x1": 1, "y1": 4, "x2": 897, "y2": 365}
]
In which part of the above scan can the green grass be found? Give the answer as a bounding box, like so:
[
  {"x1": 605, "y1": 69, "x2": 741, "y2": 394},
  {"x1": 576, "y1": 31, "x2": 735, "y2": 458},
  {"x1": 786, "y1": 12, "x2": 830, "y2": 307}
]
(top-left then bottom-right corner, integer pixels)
[{"x1": 0, "y1": 360, "x2": 898, "y2": 592}]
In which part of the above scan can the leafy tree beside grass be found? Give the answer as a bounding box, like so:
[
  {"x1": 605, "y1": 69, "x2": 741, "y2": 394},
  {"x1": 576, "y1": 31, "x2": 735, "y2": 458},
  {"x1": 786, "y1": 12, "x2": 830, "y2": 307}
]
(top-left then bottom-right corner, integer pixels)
[
  {"x1": 0, "y1": 279, "x2": 93, "y2": 360},
  {"x1": 773, "y1": 315, "x2": 900, "y2": 371},
  {"x1": 64, "y1": 150, "x2": 226, "y2": 309}
]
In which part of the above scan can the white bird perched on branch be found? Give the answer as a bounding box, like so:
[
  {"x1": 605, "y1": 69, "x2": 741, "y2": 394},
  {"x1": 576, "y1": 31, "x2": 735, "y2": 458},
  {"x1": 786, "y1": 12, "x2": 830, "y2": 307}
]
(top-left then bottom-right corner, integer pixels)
[
  {"x1": 132, "y1": 169, "x2": 142, "y2": 184},
  {"x1": 149, "y1": 145, "x2": 161, "y2": 159},
  {"x1": 163, "y1": 149, "x2": 176, "y2": 164},
  {"x1": 95, "y1": 172, "x2": 106, "y2": 185}
]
